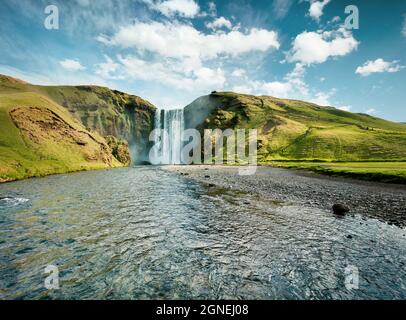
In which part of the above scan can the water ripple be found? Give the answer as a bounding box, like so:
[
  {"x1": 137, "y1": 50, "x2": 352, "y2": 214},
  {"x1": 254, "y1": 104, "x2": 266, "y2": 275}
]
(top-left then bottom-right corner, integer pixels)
[{"x1": 0, "y1": 167, "x2": 405, "y2": 300}]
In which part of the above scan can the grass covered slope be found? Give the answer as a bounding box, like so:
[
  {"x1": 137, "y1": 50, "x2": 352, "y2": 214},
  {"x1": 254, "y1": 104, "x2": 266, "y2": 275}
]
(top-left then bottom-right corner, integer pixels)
[
  {"x1": 0, "y1": 76, "x2": 130, "y2": 182},
  {"x1": 0, "y1": 74, "x2": 156, "y2": 163},
  {"x1": 0, "y1": 91, "x2": 123, "y2": 182},
  {"x1": 187, "y1": 92, "x2": 406, "y2": 163}
]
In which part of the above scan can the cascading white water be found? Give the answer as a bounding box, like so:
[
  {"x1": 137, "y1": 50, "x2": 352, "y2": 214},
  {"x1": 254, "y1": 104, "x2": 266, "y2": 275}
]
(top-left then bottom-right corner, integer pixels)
[{"x1": 153, "y1": 109, "x2": 185, "y2": 165}]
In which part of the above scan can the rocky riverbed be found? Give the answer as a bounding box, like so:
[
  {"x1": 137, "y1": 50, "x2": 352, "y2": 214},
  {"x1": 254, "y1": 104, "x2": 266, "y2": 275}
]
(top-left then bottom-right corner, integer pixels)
[{"x1": 166, "y1": 165, "x2": 406, "y2": 228}]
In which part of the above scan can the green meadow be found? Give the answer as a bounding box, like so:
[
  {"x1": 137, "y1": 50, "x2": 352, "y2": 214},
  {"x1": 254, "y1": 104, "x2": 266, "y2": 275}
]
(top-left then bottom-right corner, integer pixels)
[{"x1": 263, "y1": 161, "x2": 406, "y2": 184}]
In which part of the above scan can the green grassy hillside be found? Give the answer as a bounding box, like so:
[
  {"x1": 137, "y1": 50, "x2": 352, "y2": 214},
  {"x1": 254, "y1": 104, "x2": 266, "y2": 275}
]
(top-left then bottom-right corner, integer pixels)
[
  {"x1": 0, "y1": 90, "x2": 124, "y2": 182},
  {"x1": 0, "y1": 74, "x2": 156, "y2": 163},
  {"x1": 0, "y1": 74, "x2": 156, "y2": 182},
  {"x1": 186, "y1": 92, "x2": 406, "y2": 162}
]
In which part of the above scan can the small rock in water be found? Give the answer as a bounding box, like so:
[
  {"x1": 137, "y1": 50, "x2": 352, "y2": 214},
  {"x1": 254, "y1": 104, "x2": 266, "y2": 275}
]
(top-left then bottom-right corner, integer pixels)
[
  {"x1": 332, "y1": 204, "x2": 350, "y2": 216},
  {"x1": 347, "y1": 235, "x2": 353, "y2": 239},
  {"x1": 205, "y1": 175, "x2": 210, "y2": 178}
]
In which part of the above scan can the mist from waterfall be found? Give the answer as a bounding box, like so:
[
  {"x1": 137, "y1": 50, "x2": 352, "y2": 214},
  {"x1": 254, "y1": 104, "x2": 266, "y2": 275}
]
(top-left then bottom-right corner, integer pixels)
[{"x1": 153, "y1": 109, "x2": 185, "y2": 165}]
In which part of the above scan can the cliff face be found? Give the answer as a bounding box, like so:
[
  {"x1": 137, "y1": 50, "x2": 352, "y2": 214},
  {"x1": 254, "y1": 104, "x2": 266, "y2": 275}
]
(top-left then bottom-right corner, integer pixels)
[
  {"x1": 33, "y1": 85, "x2": 156, "y2": 164},
  {"x1": 184, "y1": 94, "x2": 223, "y2": 130},
  {"x1": 0, "y1": 74, "x2": 156, "y2": 182},
  {"x1": 0, "y1": 74, "x2": 157, "y2": 165},
  {"x1": 0, "y1": 91, "x2": 124, "y2": 182},
  {"x1": 185, "y1": 92, "x2": 406, "y2": 162}
]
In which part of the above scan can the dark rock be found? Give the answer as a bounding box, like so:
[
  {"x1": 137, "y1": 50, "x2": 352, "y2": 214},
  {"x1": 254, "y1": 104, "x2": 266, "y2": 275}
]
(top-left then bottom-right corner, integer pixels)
[
  {"x1": 205, "y1": 175, "x2": 210, "y2": 178},
  {"x1": 75, "y1": 140, "x2": 87, "y2": 146},
  {"x1": 105, "y1": 135, "x2": 131, "y2": 165},
  {"x1": 332, "y1": 204, "x2": 350, "y2": 216},
  {"x1": 347, "y1": 235, "x2": 353, "y2": 239}
]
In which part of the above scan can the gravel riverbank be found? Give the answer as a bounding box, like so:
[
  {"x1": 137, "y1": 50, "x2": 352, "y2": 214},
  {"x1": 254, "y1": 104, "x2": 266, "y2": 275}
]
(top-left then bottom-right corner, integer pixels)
[{"x1": 166, "y1": 165, "x2": 406, "y2": 228}]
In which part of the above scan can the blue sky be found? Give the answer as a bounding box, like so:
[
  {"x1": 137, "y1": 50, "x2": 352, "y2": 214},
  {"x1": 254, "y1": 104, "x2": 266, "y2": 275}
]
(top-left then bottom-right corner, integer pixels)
[{"x1": 0, "y1": 0, "x2": 405, "y2": 121}]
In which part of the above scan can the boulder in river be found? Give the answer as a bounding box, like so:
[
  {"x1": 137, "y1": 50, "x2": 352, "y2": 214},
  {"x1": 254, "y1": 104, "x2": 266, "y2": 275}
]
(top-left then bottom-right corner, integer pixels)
[{"x1": 332, "y1": 204, "x2": 350, "y2": 216}]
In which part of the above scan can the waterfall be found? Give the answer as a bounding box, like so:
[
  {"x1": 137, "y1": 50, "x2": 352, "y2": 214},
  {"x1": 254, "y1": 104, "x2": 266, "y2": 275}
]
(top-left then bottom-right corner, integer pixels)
[{"x1": 153, "y1": 109, "x2": 185, "y2": 165}]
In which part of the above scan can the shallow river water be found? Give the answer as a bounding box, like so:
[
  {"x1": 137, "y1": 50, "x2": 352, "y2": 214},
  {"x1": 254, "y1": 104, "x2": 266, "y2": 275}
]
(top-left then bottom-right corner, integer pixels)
[{"x1": 0, "y1": 167, "x2": 405, "y2": 299}]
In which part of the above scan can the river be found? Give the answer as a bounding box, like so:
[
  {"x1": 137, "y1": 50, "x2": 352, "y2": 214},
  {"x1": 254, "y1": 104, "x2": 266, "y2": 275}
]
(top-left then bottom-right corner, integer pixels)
[{"x1": 0, "y1": 167, "x2": 405, "y2": 299}]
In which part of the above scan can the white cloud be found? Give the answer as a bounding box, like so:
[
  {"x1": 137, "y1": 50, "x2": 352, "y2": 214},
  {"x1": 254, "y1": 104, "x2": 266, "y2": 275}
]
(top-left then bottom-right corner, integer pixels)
[
  {"x1": 309, "y1": 90, "x2": 334, "y2": 106},
  {"x1": 308, "y1": 0, "x2": 331, "y2": 22},
  {"x1": 96, "y1": 21, "x2": 279, "y2": 93},
  {"x1": 231, "y1": 69, "x2": 246, "y2": 77},
  {"x1": 98, "y1": 21, "x2": 280, "y2": 61},
  {"x1": 59, "y1": 59, "x2": 86, "y2": 71},
  {"x1": 206, "y1": 17, "x2": 233, "y2": 30},
  {"x1": 355, "y1": 59, "x2": 404, "y2": 76},
  {"x1": 230, "y1": 63, "x2": 337, "y2": 107},
  {"x1": 114, "y1": 55, "x2": 225, "y2": 92},
  {"x1": 338, "y1": 105, "x2": 351, "y2": 112},
  {"x1": 287, "y1": 28, "x2": 359, "y2": 65},
  {"x1": 94, "y1": 55, "x2": 123, "y2": 79},
  {"x1": 402, "y1": 15, "x2": 406, "y2": 37},
  {"x1": 232, "y1": 85, "x2": 254, "y2": 94},
  {"x1": 142, "y1": 0, "x2": 200, "y2": 18},
  {"x1": 366, "y1": 108, "x2": 378, "y2": 115},
  {"x1": 231, "y1": 63, "x2": 306, "y2": 99}
]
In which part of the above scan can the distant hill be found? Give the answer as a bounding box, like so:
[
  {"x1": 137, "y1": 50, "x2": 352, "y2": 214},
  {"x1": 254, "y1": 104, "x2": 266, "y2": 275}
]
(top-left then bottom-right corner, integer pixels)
[
  {"x1": 185, "y1": 92, "x2": 406, "y2": 162},
  {"x1": 0, "y1": 74, "x2": 156, "y2": 182}
]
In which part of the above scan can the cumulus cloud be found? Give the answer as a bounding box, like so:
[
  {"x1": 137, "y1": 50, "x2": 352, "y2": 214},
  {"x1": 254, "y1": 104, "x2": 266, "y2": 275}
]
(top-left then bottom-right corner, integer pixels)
[
  {"x1": 117, "y1": 55, "x2": 226, "y2": 91},
  {"x1": 355, "y1": 59, "x2": 404, "y2": 76},
  {"x1": 309, "y1": 90, "x2": 335, "y2": 106},
  {"x1": 230, "y1": 63, "x2": 336, "y2": 106},
  {"x1": 287, "y1": 28, "x2": 359, "y2": 65},
  {"x1": 59, "y1": 59, "x2": 86, "y2": 71},
  {"x1": 97, "y1": 21, "x2": 279, "y2": 61},
  {"x1": 96, "y1": 20, "x2": 280, "y2": 94},
  {"x1": 206, "y1": 17, "x2": 233, "y2": 30},
  {"x1": 231, "y1": 69, "x2": 246, "y2": 77},
  {"x1": 232, "y1": 64, "x2": 305, "y2": 98},
  {"x1": 142, "y1": 0, "x2": 200, "y2": 18},
  {"x1": 308, "y1": 0, "x2": 331, "y2": 22},
  {"x1": 94, "y1": 55, "x2": 123, "y2": 79}
]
